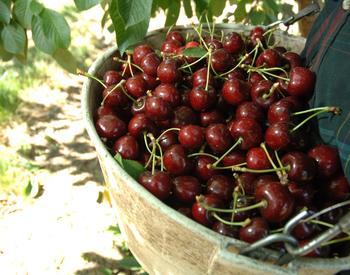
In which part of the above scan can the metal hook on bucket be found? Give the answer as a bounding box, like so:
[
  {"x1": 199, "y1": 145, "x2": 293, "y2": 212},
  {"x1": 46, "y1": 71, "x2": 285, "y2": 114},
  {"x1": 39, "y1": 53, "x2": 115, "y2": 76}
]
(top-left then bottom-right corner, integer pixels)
[{"x1": 239, "y1": 201, "x2": 350, "y2": 265}]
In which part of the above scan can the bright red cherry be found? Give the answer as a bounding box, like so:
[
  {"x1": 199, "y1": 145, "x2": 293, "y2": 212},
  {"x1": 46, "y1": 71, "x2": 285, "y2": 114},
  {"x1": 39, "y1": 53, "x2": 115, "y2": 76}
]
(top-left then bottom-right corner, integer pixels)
[
  {"x1": 95, "y1": 115, "x2": 126, "y2": 139},
  {"x1": 205, "y1": 123, "x2": 233, "y2": 154},
  {"x1": 173, "y1": 176, "x2": 201, "y2": 203},
  {"x1": 223, "y1": 32, "x2": 245, "y2": 55},
  {"x1": 133, "y1": 44, "x2": 154, "y2": 66},
  {"x1": 189, "y1": 85, "x2": 217, "y2": 111},
  {"x1": 163, "y1": 144, "x2": 190, "y2": 176},
  {"x1": 145, "y1": 96, "x2": 173, "y2": 121},
  {"x1": 221, "y1": 78, "x2": 251, "y2": 106},
  {"x1": 128, "y1": 113, "x2": 156, "y2": 137},
  {"x1": 200, "y1": 110, "x2": 224, "y2": 127},
  {"x1": 207, "y1": 175, "x2": 233, "y2": 201},
  {"x1": 195, "y1": 156, "x2": 219, "y2": 181},
  {"x1": 265, "y1": 122, "x2": 292, "y2": 151},
  {"x1": 255, "y1": 49, "x2": 282, "y2": 68},
  {"x1": 211, "y1": 48, "x2": 233, "y2": 72},
  {"x1": 192, "y1": 67, "x2": 215, "y2": 88},
  {"x1": 140, "y1": 52, "x2": 161, "y2": 76},
  {"x1": 246, "y1": 147, "x2": 272, "y2": 170},
  {"x1": 236, "y1": 101, "x2": 265, "y2": 122},
  {"x1": 103, "y1": 70, "x2": 122, "y2": 86},
  {"x1": 154, "y1": 83, "x2": 181, "y2": 107},
  {"x1": 322, "y1": 175, "x2": 350, "y2": 202},
  {"x1": 251, "y1": 80, "x2": 279, "y2": 109},
  {"x1": 112, "y1": 135, "x2": 139, "y2": 160},
  {"x1": 161, "y1": 39, "x2": 182, "y2": 54},
  {"x1": 229, "y1": 118, "x2": 263, "y2": 150},
  {"x1": 250, "y1": 26, "x2": 265, "y2": 45},
  {"x1": 239, "y1": 217, "x2": 269, "y2": 243},
  {"x1": 283, "y1": 51, "x2": 302, "y2": 69},
  {"x1": 157, "y1": 59, "x2": 181, "y2": 83},
  {"x1": 125, "y1": 75, "x2": 147, "y2": 98},
  {"x1": 166, "y1": 31, "x2": 185, "y2": 45},
  {"x1": 192, "y1": 194, "x2": 224, "y2": 227},
  {"x1": 102, "y1": 85, "x2": 128, "y2": 108},
  {"x1": 212, "y1": 221, "x2": 238, "y2": 238},
  {"x1": 158, "y1": 130, "x2": 178, "y2": 150}
]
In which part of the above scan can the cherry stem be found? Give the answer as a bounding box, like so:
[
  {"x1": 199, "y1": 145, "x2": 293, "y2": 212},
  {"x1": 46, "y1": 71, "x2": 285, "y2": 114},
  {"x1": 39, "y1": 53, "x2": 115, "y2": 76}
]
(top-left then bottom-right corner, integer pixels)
[
  {"x1": 192, "y1": 24, "x2": 209, "y2": 51},
  {"x1": 212, "y1": 137, "x2": 243, "y2": 167},
  {"x1": 101, "y1": 79, "x2": 126, "y2": 106},
  {"x1": 155, "y1": 128, "x2": 180, "y2": 143},
  {"x1": 291, "y1": 106, "x2": 341, "y2": 116},
  {"x1": 213, "y1": 213, "x2": 251, "y2": 227},
  {"x1": 262, "y1": 82, "x2": 279, "y2": 99},
  {"x1": 148, "y1": 133, "x2": 157, "y2": 175},
  {"x1": 180, "y1": 52, "x2": 209, "y2": 70},
  {"x1": 113, "y1": 57, "x2": 144, "y2": 72},
  {"x1": 205, "y1": 48, "x2": 212, "y2": 91},
  {"x1": 309, "y1": 219, "x2": 334, "y2": 228},
  {"x1": 77, "y1": 70, "x2": 107, "y2": 89},
  {"x1": 210, "y1": 162, "x2": 247, "y2": 170},
  {"x1": 200, "y1": 198, "x2": 268, "y2": 213},
  {"x1": 262, "y1": 67, "x2": 289, "y2": 78},
  {"x1": 233, "y1": 173, "x2": 246, "y2": 196},
  {"x1": 230, "y1": 191, "x2": 239, "y2": 223},
  {"x1": 274, "y1": 150, "x2": 288, "y2": 183},
  {"x1": 322, "y1": 236, "x2": 350, "y2": 247},
  {"x1": 156, "y1": 142, "x2": 164, "y2": 172},
  {"x1": 143, "y1": 132, "x2": 161, "y2": 160},
  {"x1": 120, "y1": 85, "x2": 136, "y2": 103},
  {"x1": 187, "y1": 152, "x2": 219, "y2": 160},
  {"x1": 231, "y1": 165, "x2": 290, "y2": 174},
  {"x1": 217, "y1": 53, "x2": 249, "y2": 78},
  {"x1": 270, "y1": 227, "x2": 284, "y2": 234},
  {"x1": 260, "y1": 142, "x2": 284, "y2": 181},
  {"x1": 291, "y1": 107, "x2": 341, "y2": 133},
  {"x1": 126, "y1": 54, "x2": 134, "y2": 77}
]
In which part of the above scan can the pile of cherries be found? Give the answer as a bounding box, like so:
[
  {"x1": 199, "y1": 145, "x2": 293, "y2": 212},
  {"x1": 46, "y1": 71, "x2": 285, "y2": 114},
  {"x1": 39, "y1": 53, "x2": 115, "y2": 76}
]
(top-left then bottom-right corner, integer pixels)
[{"x1": 91, "y1": 25, "x2": 350, "y2": 258}]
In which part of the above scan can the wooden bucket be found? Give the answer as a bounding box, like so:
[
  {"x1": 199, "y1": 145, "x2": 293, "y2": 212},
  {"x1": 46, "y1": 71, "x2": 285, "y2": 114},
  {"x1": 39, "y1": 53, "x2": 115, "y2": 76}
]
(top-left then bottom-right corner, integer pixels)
[{"x1": 82, "y1": 24, "x2": 350, "y2": 275}]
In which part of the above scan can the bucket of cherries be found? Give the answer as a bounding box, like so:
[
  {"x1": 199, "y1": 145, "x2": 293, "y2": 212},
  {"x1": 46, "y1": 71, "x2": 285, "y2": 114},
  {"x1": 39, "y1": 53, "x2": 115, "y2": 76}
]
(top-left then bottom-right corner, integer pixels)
[{"x1": 82, "y1": 23, "x2": 350, "y2": 274}]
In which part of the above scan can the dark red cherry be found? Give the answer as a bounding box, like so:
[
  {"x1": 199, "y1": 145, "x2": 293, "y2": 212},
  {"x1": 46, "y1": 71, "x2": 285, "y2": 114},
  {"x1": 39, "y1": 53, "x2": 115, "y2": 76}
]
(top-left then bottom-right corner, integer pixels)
[
  {"x1": 140, "y1": 73, "x2": 159, "y2": 90},
  {"x1": 95, "y1": 105, "x2": 115, "y2": 118},
  {"x1": 163, "y1": 144, "x2": 190, "y2": 175},
  {"x1": 322, "y1": 175, "x2": 350, "y2": 202},
  {"x1": 255, "y1": 181, "x2": 295, "y2": 223},
  {"x1": 281, "y1": 151, "x2": 317, "y2": 183},
  {"x1": 236, "y1": 101, "x2": 264, "y2": 123},
  {"x1": 287, "y1": 182, "x2": 315, "y2": 206},
  {"x1": 112, "y1": 135, "x2": 139, "y2": 160},
  {"x1": 223, "y1": 32, "x2": 244, "y2": 55},
  {"x1": 139, "y1": 171, "x2": 172, "y2": 200},
  {"x1": 283, "y1": 51, "x2": 302, "y2": 69},
  {"x1": 207, "y1": 175, "x2": 233, "y2": 201},
  {"x1": 236, "y1": 173, "x2": 260, "y2": 196},
  {"x1": 173, "y1": 176, "x2": 201, "y2": 203},
  {"x1": 95, "y1": 115, "x2": 126, "y2": 139},
  {"x1": 221, "y1": 78, "x2": 250, "y2": 106},
  {"x1": 157, "y1": 132, "x2": 177, "y2": 152},
  {"x1": 222, "y1": 151, "x2": 246, "y2": 167},
  {"x1": 267, "y1": 98, "x2": 295, "y2": 125},
  {"x1": 251, "y1": 80, "x2": 279, "y2": 109},
  {"x1": 200, "y1": 110, "x2": 224, "y2": 127},
  {"x1": 205, "y1": 123, "x2": 233, "y2": 154},
  {"x1": 103, "y1": 70, "x2": 122, "y2": 86},
  {"x1": 227, "y1": 68, "x2": 247, "y2": 81},
  {"x1": 246, "y1": 147, "x2": 271, "y2": 170},
  {"x1": 161, "y1": 39, "x2": 181, "y2": 54},
  {"x1": 125, "y1": 75, "x2": 147, "y2": 98},
  {"x1": 154, "y1": 83, "x2": 180, "y2": 107},
  {"x1": 265, "y1": 122, "x2": 292, "y2": 151},
  {"x1": 292, "y1": 221, "x2": 318, "y2": 240},
  {"x1": 157, "y1": 59, "x2": 181, "y2": 83},
  {"x1": 274, "y1": 46, "x2": 287, "y2": 54},
  {"x1": 102, "y1": 85, "x2": 129, "y2": 108},
  {"x1": 250, "y1": 26, "x2": 265, "y2": 45},
  {"x1": 255, "y1": 49, "x2": 282, "y2": 68},
  {"x1": 189, "y1": 85, "x2": 217, "y2": 111},
  {"x1": 206, "y1": 38, "x2": 223, "y2": 49},
  {"x1": 229, "y1": 118, "x2": 263, "y2": 150},
  {"x1": 166, "y1": 31, "x2": 185, "y2": 45},
  {"x1": 133, "y1": 44, "x2": 154, "y2": 66},
  {"x1": 195, "y1": 156, "x2": 219, "y2": 181},
  {"x1": 287, "y1": 67, "x2": 316, "y2": 98},
  {"x1": 177, "y1": 207, "x2": 192, "y2": 218},
  {"x1": 140, "y1": 52, "x2": 161, "y2": 76},
  {"x1": 239, "y1": 217, "x2": 269, "y2": 243},
  {"x1": 145, "y1": 96, "x2": 173, "y2": 121},
  {"x1": 211, "y1": 48, "x2": 233, "y2": 73},
  {"x1": 131, "y1": 96, "x2": 146, "y2": 115},
  {"x1": 192, "y1": 67, "x2": 215, "y2": 88},
  {"x1": 298, "y1": 239, "x2": 330, "y2": 258},
  {"x1": 128, "y1": 113, "x2": 156, "y2": 137},
  {"x1": 172, "y1": 105, "x2": 198, "y2": 127},
  {"x1": 192, "y1": 194, "x2": 224, "y2": 227},
  {"x1": 179, "y1": 125, "x2": 204, "y2": 150},
  {"x1": 212, "y1": 221, "x2": 238, "y2": 238},
  {"x1": 252, "y1": 175, "x2": 276, "y2": 194},
  {"x1": 249, "y1": 72, "x2": 264, "y2": 86},
  {"x1": 308, "y1": 145, "x2": 341, "y2": 179}
]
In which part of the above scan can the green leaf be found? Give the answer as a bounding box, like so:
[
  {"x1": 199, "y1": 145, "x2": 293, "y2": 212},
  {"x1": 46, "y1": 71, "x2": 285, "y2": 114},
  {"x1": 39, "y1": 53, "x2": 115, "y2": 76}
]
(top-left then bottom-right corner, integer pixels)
[
  {"x1": 0, "y1": 0, "x2": 11, "y2": 24},
  {"x1": 101, "y1": 9, "x2": 110, "y2": 29},
  {"x1": 182, "y1": 47, "x2": 207, "y2": 57},
  {"x1": 23, "y1": 180, "x2": 33, "y2": 197},
  {"x1": 248, "y1": 10, "x2": 266, "y2": 25},
  {"x1": 114, "y1": 153, "x2": 145, "y2": 180},
  {"x1": 74, "y1": 0, "x2": 99, "y2": 11},
  {"x1": 234, "y1": 1, "x2": 247, "y2": 22},
  {"x1": 41, "y1": 9, "x2": 71, "y2": 49},
  {"x1": 263, "y1": 0, "x2": 279, "y2": 14},
  {"x1": 31, "y1": 14, "x2": 56, "y2": 54},
  {"x1": 116, "y1": 256, "x2": 141, "y2": 270},
  {"x1": 30, "y1": 0, "x2": 44, "y2": 15},
  {"x1": 194, "y1": 0, "x2": 211, "y2": 21},
  {"x1": 0, "y1": 43, "x2": 13, "y2": 61},
  {"x1": 209, "y1": 0, "x2": 226, "y2": 17},
  {"x1": 183, "y1": 0, "x2": 192, "y2": 18},
  {"x1": 109, "y1": 0, "x2": 151, "y2": 54},
  {"x1": 53, "y1": 48, "x2": 78, "y2": 73},
  {"x1": 108, "y1": 225, "x2": 122, "y2": 235},
  {"x1": 117, "y1": 0, "x2": 153, "y2": 28},
  {"x1": 13, "y1": 0, "x2": 34, "y2": 29},
  {"x1": 165, "y1": 0, "x2": 180, "y2": 27},
  {"x1": 1, "y1": 22, "x2": 26, "y2": 54}
]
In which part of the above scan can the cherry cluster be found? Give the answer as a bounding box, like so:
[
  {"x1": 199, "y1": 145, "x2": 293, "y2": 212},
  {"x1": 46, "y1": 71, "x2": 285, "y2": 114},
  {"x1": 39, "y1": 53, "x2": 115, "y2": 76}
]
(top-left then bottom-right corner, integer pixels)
[{"x1": 92, "y1": 26, "x2": 350, "y2": 258}]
